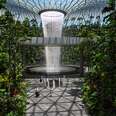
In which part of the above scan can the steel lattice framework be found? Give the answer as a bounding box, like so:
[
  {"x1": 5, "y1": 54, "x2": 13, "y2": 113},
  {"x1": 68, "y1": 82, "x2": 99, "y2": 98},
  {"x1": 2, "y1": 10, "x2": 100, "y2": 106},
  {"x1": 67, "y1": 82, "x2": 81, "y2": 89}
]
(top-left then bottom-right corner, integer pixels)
[
  {"x1": 6, "y1": 0, "x2": 104, "y2": 13},
  {"x1": 6, "y1": 0, "x2": 107, "y2": 25}
]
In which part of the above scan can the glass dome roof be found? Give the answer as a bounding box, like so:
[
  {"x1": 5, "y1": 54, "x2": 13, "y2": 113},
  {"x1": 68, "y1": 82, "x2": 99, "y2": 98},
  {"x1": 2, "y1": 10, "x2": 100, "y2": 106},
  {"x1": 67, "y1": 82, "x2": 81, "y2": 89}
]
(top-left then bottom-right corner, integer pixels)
[{"x1": 6, "y1": 0, "x2": 107, "y2": 24}]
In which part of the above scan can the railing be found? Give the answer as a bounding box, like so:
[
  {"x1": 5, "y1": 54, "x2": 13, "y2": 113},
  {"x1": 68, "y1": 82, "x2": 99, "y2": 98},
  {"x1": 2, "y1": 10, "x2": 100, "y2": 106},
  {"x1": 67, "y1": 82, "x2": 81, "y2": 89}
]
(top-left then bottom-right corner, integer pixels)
[{"x1": 20, "y1": 37, "x2": 84, "y2": 46}]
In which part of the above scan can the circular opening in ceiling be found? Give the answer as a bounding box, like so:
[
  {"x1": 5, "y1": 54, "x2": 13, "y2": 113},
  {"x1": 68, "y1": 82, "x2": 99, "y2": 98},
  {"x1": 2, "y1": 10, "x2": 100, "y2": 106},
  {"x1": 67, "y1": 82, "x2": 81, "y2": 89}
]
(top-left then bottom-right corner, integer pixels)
[
  {"x1": 40, "y1": 11, "x2": 64, "y2": 17},
  {"x1": 39, "y1": 9, "x2": 66, "y2": 16}
]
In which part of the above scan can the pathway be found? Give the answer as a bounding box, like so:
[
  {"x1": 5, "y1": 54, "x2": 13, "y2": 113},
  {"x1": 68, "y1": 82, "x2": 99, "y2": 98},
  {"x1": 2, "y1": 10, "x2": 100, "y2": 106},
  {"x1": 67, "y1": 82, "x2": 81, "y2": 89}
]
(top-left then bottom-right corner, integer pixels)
[{"x1": 26, "y1": 78, "x2": 88, "y2": 116}]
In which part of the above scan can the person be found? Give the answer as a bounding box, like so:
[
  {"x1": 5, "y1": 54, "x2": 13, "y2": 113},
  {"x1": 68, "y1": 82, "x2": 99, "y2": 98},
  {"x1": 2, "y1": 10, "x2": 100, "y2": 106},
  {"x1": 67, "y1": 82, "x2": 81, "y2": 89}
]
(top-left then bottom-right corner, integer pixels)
[
  {"x1": 40, "y1": 78, "x2": 42, "y2": 83},
  {"x1": 35, "y1": 88, "x2": 40, "y2": 97}
]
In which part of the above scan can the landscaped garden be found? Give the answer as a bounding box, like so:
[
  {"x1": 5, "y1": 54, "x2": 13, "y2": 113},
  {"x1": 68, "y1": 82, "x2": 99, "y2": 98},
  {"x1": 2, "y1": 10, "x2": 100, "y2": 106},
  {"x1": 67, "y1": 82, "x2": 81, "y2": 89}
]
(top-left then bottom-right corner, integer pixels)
[{"x1": 0, "y1": 0, "x2": 116, "y2": 116}]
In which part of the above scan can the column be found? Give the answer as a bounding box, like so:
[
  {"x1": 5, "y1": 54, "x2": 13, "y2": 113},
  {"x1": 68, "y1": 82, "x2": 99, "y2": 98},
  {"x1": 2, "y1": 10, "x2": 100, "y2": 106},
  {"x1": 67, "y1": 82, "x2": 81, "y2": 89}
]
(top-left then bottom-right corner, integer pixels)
[
  {"x1": 53, "y1": 80, "x2": 55, "y2": 89},
  {"x1": 59, "y1": 78, "x2": 61, "y2": 87},
  {"x1": 47, "y1": 78, "x2": 50, "y2": 88},
  {"x1": 44, "y1": 78, "x2": 46, "y2": 87}
]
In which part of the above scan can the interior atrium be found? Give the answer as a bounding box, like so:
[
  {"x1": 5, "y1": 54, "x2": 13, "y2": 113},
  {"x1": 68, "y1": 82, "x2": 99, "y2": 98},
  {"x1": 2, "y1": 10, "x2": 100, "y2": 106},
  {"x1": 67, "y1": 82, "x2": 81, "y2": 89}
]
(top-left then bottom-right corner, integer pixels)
[{"x1": 0, "y1": 0, "x2": 116, "y2": 116}]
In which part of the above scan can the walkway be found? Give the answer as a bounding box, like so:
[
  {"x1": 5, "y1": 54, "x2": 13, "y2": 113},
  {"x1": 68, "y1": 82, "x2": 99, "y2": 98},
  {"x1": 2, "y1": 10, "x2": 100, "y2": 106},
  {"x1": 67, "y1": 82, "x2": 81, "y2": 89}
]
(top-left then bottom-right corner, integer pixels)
[{"x1": 26, "y1": 78, "x2": 88, "y2": 116}]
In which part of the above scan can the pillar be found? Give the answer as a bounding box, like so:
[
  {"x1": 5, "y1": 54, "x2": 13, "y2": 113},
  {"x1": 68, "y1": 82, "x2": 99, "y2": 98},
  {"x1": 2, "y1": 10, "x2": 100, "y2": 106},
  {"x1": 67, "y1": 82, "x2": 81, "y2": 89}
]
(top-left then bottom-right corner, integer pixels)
[
  {"x1": 59, "y1": 78, "x2": 61, "y2": 87},
  {"x1": 53, "y1": 80, "x2": 55, "y2": 89},
  {"x1": 47, "y1": 78, "x2": 50, "y2": 88}
]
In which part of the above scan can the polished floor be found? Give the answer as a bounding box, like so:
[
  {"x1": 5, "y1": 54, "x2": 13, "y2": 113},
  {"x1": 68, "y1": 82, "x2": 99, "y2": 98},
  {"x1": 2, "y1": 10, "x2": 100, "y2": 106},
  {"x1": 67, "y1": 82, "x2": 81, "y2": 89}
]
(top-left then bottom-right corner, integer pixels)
[{"x1": 26, "y1": 78, "x2": 88, "y2": 116}]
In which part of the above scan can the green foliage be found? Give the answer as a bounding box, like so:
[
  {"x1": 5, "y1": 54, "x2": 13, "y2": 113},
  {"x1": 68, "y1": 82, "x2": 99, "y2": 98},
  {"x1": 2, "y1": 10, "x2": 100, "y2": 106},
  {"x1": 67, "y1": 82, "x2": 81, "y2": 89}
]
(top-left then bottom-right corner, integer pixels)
[
  {"x1": 107, "y1": 0, "x2": 115, "y2": 8},
  {"x1": 0, "y1": 7, "x2": 29, "y2": 116},
  {"x1": 0, "y1": 74, "x2": 27, "y2": 116},
  {"x1": 0, "y1": 5, "x2": 44, "y2": 115},
  {"x1": 0, "y1": 0, "x2": 6, "y2": 9},
  {"x1": 103, "y1": 11, "x2": 116, "y2": 27},
  {"x1": 0, "y1": 52, "x2": 8, "y2": 73},
  {"x1": 0, "y1": 94, "x2": 27, "y2": 116},
  {"x1": 82, "y1": 11, "x2": 116, "y2": 116},
  {"x1": 61, "y1": 46, "x2": 80, "y2": 64}
]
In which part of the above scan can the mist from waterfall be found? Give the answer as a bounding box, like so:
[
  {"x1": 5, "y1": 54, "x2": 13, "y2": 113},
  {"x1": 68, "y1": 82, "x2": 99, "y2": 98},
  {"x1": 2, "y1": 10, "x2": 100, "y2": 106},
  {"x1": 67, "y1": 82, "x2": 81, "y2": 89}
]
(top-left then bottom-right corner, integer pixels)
[{"x1": 40, "y1": 11, "x2": 64, "y2": 72}]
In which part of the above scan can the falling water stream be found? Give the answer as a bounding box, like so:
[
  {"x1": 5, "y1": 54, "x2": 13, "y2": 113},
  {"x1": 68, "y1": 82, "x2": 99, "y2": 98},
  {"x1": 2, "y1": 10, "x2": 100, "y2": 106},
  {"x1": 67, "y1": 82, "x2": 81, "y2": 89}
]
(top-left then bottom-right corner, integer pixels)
[{"x1": 40, "y1": 11, "x2": 64, "y2": 72}]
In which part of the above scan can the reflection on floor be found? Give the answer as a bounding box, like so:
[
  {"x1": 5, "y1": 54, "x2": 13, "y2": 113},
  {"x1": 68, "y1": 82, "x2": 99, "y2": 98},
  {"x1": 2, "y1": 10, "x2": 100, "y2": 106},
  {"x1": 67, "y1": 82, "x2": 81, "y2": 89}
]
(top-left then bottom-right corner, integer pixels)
[{"x1": 26, "y1": 78, "x2": 88, "y2": 116}]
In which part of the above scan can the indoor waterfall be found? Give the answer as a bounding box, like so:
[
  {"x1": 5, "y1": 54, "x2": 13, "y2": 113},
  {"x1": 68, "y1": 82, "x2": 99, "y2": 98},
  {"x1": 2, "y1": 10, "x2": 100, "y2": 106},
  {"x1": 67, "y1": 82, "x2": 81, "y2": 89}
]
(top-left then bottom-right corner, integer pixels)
[{"x1": 40, "y1": 11, "x2": 64, "y2": 72}]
